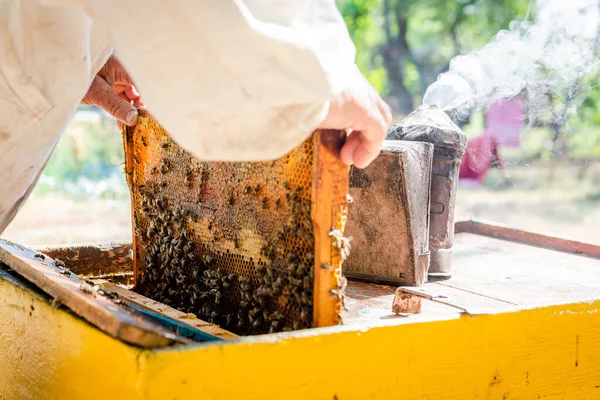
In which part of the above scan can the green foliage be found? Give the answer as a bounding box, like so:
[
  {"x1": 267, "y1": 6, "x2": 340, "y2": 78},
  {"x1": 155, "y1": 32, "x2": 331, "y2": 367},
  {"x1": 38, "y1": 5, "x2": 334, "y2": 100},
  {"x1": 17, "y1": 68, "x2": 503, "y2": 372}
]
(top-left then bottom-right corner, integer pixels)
[
  {"x1": 32, "y1": 116, "x2": 129, "y2": 200},
  {"x1": 43, "y1": 122, "x2": 123, "y2": 181},
  {"x1": 339, "y1": 0, "x2": 532, "y2": 104},
  {"x1": 338, "y1": 0, "x2": 600, "y2": 158}
]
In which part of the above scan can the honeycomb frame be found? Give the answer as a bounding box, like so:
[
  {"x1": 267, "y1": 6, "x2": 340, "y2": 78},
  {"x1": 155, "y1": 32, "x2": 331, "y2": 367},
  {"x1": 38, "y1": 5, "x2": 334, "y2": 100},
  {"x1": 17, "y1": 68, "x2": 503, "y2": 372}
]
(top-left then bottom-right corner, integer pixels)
[{"x1": 122, "y1": 111, "x2": 348, "y2": 335}]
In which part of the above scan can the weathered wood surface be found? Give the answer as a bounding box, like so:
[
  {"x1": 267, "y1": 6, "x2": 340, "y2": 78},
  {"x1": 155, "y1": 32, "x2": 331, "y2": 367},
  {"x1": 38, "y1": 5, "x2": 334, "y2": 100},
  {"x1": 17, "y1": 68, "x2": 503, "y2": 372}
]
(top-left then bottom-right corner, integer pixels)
[
  {"x1": 341, "y1": 280, "x2": 460, "y2": 324},
  {"x1": 6, "y1": 262, "x2": 600, "y2": 400},
  {"x1": 344, "y1": 141, "x2": 433, "y2": 286},
  {"x1": 0, "y1": 239, "x2": 186, "y2": 348},
  {"x1": 455, "y1": 219, "x2": 600, "y2": 259},
  {"x1": 33, "y1": 241, "x2": 133, "y2": 276},
  {"x1": 96, "y1": 280, "x2": 239, "y2": 340},
  {"x1": 394, "y1": 226, "x2": 600, "y2": 315}
]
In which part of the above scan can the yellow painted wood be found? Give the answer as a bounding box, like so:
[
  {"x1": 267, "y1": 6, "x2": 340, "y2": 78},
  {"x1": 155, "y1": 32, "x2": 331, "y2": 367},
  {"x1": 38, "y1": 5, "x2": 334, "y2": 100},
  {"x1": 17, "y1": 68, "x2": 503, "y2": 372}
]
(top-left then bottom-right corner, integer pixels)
[
  {"x1": 3, "y1": 272, "x2": 600, "y2": 400},
  {"x1": 0, "y1": 274, "x2": 140, "y2": 400}
]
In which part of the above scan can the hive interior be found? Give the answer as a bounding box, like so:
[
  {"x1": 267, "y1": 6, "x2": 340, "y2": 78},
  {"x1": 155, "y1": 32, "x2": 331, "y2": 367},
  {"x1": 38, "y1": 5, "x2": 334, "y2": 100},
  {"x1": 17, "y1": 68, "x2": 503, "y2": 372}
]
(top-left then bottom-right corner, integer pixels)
[{"x1": 122, "y1": 112, "x2": 349, "y2": 335}]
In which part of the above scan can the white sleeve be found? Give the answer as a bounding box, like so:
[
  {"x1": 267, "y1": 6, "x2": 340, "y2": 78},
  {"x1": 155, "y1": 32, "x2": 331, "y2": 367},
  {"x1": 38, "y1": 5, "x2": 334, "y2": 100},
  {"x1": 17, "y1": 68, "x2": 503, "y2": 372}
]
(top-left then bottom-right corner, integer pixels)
[{"x1": 87, "y1": 0, "x2": 357, "y2": 161}]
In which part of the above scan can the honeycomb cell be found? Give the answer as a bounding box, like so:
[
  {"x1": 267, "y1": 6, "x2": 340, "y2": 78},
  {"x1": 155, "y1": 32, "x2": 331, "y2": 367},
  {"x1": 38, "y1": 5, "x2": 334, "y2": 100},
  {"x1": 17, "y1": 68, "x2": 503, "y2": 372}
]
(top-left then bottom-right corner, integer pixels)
[{"x1": 122, "y1": 111, "x2": 348, "y2": 335}]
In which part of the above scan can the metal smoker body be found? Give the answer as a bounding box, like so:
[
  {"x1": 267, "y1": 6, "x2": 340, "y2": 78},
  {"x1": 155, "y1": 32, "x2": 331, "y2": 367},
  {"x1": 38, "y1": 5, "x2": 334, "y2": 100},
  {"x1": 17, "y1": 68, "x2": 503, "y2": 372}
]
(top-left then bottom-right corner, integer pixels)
[{"x1": 391, "y1": 106, "x2": 467, "y2": 278}]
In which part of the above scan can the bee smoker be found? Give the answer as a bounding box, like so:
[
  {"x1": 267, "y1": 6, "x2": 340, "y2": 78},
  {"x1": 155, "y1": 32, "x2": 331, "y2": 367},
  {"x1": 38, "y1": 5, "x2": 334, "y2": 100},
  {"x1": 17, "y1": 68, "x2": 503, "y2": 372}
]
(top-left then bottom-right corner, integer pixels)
[{"x1": 390, "y1": 106, "x2": 467, "y2": 279}]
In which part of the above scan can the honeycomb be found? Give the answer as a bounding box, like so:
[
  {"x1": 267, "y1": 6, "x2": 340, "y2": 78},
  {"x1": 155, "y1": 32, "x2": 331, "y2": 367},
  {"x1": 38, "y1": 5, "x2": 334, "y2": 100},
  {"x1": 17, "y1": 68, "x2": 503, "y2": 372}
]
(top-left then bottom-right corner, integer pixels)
[{"x1": 122, "y1": 111, "x2": 349, "y2": 335}]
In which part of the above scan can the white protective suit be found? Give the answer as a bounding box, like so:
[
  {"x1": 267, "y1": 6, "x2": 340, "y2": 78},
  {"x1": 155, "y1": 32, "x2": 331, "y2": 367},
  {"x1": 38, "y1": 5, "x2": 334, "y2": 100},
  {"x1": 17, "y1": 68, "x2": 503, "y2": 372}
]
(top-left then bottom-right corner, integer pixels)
[{"x1": 0, "y1": 0, "x2": 357, "y2": 234}]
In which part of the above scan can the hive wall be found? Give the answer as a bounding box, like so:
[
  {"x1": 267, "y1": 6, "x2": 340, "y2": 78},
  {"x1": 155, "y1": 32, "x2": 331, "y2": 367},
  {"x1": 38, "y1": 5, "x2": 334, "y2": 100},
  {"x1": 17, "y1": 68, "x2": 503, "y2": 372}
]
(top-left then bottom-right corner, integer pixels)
[{"x1": 122, "y1": 112, "x2": 348, "y2": 335}]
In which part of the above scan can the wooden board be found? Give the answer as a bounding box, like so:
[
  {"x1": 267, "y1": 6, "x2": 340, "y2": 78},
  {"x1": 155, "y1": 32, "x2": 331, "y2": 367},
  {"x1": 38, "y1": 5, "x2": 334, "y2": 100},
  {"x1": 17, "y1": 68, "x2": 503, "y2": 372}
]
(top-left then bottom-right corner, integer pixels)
[
  {"x1": 0, "y1": 239, "x2": 187, "y2": 348},
  {"x1": 4, "y1": 222, "x2": 600, "y2": 399},
  {"x1": 456, "y1": 219, "x2": 600, "y2": 258},
  {"x1": 33, "y1": 241, "x2": 133, "y2": 277},
  {"x1": 342, "y1": 280, "x2": 460, "y2": 324},
  {"x1": 394, "y1": 223, "x2": 600, "y2": 315},
  {"x1": 96, "y1": 280, "x2": 238, "y2": 340}
]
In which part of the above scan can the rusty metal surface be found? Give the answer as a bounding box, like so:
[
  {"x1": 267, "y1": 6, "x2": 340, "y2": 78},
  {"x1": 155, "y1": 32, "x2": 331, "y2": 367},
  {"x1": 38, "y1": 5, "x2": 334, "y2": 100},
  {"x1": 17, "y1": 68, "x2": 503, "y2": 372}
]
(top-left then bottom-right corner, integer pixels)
[
  {"x1": 122, "y1": 112, "x2": 349, "y2": 335},
  {"x1": 344, "y1": 141, "x2": 433, "y2": 286},
  {"x1": 392, "y1": 107, "x2": 467, "y2": 278}
]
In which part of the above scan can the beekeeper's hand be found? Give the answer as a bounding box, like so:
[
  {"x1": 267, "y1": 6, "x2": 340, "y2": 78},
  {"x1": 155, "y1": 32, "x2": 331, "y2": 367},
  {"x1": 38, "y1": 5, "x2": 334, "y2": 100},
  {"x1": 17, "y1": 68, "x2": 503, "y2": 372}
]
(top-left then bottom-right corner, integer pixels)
[
  {"x1": 318, "y1": 70, "x2": 392, "y2": 169},
  {"x1": 82, "y1": 55, "x2": 145, "y2": 126}
]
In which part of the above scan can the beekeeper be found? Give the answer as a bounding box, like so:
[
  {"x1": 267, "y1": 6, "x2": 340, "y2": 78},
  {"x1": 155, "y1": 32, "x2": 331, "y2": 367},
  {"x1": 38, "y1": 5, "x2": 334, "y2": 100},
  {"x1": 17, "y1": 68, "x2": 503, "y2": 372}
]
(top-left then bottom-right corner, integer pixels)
[{"x1": 0, "y1": 0, "x2": 391, "y2": 234}]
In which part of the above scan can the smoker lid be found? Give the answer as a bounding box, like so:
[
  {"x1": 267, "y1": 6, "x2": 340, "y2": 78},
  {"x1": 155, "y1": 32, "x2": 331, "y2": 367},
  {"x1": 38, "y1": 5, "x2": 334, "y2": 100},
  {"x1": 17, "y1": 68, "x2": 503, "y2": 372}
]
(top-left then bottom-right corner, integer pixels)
[{"x1": 390, "y1": 105, "x2": 467, "y2": 148}]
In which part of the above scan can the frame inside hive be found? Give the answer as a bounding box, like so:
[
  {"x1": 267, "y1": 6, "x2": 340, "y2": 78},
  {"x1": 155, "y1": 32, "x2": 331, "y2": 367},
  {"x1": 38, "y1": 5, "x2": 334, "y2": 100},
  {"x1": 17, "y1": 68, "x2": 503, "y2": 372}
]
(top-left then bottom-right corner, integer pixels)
[{"x1": 122, "y1": 111, "x2": 348, "y2": 335}]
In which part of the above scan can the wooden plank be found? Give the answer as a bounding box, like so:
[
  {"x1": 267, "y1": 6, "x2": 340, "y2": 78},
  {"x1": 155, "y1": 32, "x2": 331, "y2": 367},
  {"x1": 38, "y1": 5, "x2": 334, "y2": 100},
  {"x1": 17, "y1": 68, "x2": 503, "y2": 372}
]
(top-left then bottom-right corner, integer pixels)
[
  {"x1": 395, "y1": 283, "x2": 518, "y2": 315},
  {"x1": 442, "y1": 232, "x2": 600, "y2": 307},
  {"x1": 6, "y1": 260, "x2": 600, "y2": 399},
  {"x1": 0, "y1": 239, "x2": 187, "y2": 348},
  {"x1": 33, "y1": 241, "x2": 133, "y2": 277},
  {"x1": 96, "y1": 280, "x2": 238, "y2": 340},
  {"x1": 312, "y1": 130, "x2": 349, "y2": 327},
  {"x1": 456, "y1": 220, "x2": 600, "y2": 259},
  {"x1": 141, "y1": 299, "x2": 600, "y2": 400},
  {"x1": 341, "y1": 280, "x2": 460, "y2": 324}
]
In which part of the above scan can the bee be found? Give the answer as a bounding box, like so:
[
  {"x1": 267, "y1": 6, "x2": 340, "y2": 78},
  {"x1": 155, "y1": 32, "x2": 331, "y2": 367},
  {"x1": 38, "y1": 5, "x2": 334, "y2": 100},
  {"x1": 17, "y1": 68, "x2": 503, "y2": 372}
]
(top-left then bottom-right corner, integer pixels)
[
  {"x1": 254, "y1": 184, "x2": 261, "y2": 194},
  {"x1": 284, "y1": 182, "x2": 291, "y2": 190},
  {"x1": 298, "y1": 229, "x2": 312, "y2": 244},
  {"x1": 34, "y1": 254, "x2": 45, "y2": 261},
  {"x1": 262, "y1": 197, "x2": 268, "y2": 209},
  {"x1": 329, "y1": 229, "x2": 351, "y2": 261},
  {"x1": 141, "y1": 135, "x2": 148, "y2": 146},
  {"x1": 226, "y1": 314, "x2": 235, "y2": 327},
  {"x1": 275, "y1": 198, "x2": 281, "y2": 207},
  {"x1": 53, "y1": 259, "x2": 66, "y2": 268},
  {"x1": 303, "y1": 276, "x2": 311, "y2": 290},
  {"x1": 234, "y1": 236, "x2": 242, "y2": 249},
  {"x1": 133, "y1": 155, "x2": 140, "y2": 164},
  {"x1": 161, "y1": 142, "x2": 170, "y2": 149},
  {"x1": 243, "y1": 185, "x2": 251, "y2": 194},
  {"x1": 302, "y1": 219, "x2": 313, "y2": 230},
  {"x1": 151, "y1": 167, "x2": 159, "y2": 175},
  {"x1": 79, "y1": 282, "x2": 97, "y2": 295},
  {"x1": 299, "y1": 309, "x2": 309, "y2": 322}
]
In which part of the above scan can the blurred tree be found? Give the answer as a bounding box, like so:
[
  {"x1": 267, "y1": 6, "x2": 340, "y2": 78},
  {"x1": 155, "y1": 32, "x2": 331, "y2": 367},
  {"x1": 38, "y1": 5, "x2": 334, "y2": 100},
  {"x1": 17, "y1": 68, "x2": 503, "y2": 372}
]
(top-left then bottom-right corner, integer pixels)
[{"x1": 338, "y1": 0, "x2": 532, "y2": 114}]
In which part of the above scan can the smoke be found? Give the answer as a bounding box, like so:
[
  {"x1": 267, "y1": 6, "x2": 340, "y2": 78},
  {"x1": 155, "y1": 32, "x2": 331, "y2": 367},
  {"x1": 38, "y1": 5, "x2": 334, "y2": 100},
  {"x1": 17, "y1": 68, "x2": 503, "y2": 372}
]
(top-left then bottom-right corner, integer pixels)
[{"x1": 422, "y1": 0, "x2": 600, "y2": 125}]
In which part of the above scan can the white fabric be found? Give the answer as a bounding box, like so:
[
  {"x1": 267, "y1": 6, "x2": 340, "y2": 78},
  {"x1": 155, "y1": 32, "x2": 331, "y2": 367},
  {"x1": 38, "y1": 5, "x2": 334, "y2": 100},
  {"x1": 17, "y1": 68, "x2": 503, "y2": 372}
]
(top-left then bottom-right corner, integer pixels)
[{"x1": 0, "y1": 0, "x2": 357, "y2": 234}]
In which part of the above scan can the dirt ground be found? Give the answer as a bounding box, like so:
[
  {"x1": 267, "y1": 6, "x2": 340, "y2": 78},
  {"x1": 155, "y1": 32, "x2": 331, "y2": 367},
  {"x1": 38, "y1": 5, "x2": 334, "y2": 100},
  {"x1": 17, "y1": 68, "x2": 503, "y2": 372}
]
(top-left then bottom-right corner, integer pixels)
[
  {"x1": 2, "y1": 195, "x2": 133, "y2": 246},
  {"x1": 2, "y1": 164, "x2": 599, "y2": 247}
]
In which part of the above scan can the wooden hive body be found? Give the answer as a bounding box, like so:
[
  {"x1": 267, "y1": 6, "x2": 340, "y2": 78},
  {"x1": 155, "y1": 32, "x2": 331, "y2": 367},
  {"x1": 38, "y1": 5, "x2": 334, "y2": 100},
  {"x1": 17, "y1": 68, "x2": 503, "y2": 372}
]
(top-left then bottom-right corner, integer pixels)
[{"x1": 122, "y1": 112, "x2": 348, "y2": 335}]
